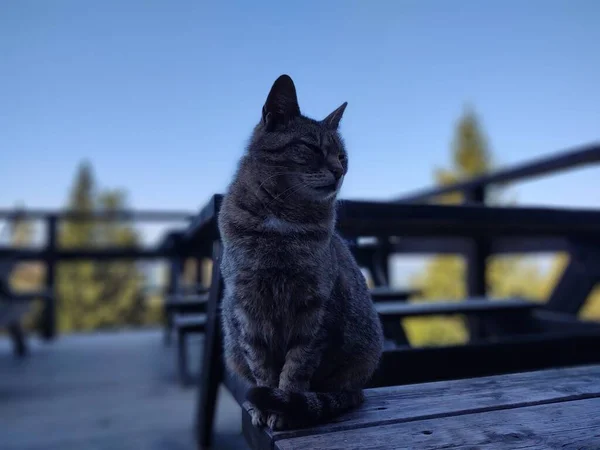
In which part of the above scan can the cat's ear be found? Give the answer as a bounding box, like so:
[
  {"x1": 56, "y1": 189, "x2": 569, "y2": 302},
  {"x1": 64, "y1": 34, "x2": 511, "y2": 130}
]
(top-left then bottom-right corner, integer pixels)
[
  {"x1": 323, "y1": 102, "x2": 348, "y2": 130},
  {"x1": 262, "y1": 74, "x2": 300, "y2": 130}
]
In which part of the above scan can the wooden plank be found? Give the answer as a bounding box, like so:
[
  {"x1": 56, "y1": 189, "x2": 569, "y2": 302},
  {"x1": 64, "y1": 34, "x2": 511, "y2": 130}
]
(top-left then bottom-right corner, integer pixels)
[
  {"x1": 0, "y1": 209, "x2": 194, "y2": 221},
  {"x1": 165, "y1": 294, "x2": 209, "y2": 316},
  {"x1": 335, "y1": 201, "x2": 600, "y2": 239},
  {"x1": 182, "y1": 194, "x2": 600, "y2": 244},
  {"x1": 275, "y1": 397, "x2": 600, "y2": 450},
  {"x1": 172, "y1": 314, "x2": 206, "y2": 330},
  {"x1": 370, "y1": 332, "x2": 600, "y2": 387},
  {"x1": 375, "y1": 297, "x2": 535, "y2": 318},
  {"x1": 167, "y1": 293, "x2": 209, "y2": 303},
  {"x1": 42, "y1": 214, "x2": 57, "y2": 339},
  {"x1": 184, "y1": 194, "x2": 222, "y2": 243},
  {"x1": 241, "y1": 364, "x2": 600, "y2": 449},
  {"x1": 387, "y1": 237, "x2": 470, "y2": 254},
  {"x1": 369, "y1": 288, "x2": 419, "y2": 302},
  {"x1": 547, "y1": 244, "x2": 600, "y2": 315},
  {"x1": 490, "y1": 236, "x2": 570, "y2": 254},
  {"x1": 365, "y1": 235, "x2": 571, "y2": 256},
  {"x1": 532, "y1": 310, "x2": 600, "y2": 333},
  {"x1": 0, "y1": 247, "x2": 175, "y2": 261},
  {"x1": 194, "y1": 241, "x2": 226, "y2": 449},
  {"x1": 394, "y1": 142, "x2": 600, "y2": 203}
]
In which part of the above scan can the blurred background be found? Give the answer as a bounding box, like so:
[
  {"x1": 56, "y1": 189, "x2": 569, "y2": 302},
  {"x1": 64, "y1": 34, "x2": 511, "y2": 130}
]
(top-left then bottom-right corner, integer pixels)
[
  {"x1": 2, "y1": 2, "x2": 600, "y2": 449},
  {"x1": 2, "y1": 1, "x2": 599, "y2": 346}
]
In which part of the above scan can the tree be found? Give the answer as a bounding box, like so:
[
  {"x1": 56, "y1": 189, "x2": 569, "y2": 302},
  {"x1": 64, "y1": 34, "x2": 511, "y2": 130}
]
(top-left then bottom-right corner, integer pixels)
[
  {"x1": 57, "y1": 162, "x2": 148, "y2": 332},
  {"x1": 405, "y1": 109, "x2": 547, "y2": 346}
]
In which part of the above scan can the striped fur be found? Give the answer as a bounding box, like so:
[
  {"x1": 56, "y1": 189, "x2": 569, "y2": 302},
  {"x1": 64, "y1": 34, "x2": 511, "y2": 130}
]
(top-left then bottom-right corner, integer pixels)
[{"x1": 219, "y1": 75, "x2": 384, "y2": 430}]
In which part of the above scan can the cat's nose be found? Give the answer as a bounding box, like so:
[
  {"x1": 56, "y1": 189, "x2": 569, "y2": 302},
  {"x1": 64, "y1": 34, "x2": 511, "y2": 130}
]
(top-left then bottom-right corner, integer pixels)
[{"x1": 331, "y1": 166, "x2": 344, "y2": 180}]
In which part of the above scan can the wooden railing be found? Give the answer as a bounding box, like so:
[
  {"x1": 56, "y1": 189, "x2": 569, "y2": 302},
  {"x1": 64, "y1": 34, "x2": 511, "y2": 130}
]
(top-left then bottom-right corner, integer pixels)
[
  {"x1": 0, "y1": 209, "x2": 194, "y2": 339},
  {"x1": 391, "y1": 142, "x2": 600, "y2": 323}
]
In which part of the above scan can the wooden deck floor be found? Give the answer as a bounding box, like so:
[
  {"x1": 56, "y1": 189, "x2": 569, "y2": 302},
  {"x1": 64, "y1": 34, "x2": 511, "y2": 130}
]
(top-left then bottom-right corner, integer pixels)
[{"x1": 0, "y1": 329, "x2": 247, "y2": 450}]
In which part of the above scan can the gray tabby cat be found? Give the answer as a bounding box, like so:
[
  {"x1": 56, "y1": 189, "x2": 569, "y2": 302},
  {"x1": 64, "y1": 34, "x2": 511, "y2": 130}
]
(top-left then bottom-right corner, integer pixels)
[{"x1": 219, "y1": 74, "x2": 383, "y2": 430}]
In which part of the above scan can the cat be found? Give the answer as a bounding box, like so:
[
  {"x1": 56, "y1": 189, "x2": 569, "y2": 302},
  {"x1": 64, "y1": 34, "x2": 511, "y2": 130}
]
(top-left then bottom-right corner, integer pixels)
[{"x1": 218, "y1": 74, "x2": 383, "y2": 430}]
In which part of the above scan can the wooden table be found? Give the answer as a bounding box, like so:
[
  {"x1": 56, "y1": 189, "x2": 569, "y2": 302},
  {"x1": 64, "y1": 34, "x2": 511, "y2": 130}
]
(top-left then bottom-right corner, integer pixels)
[{"x1": 242, "y1": 364, "x2": 600, "y2": 449}]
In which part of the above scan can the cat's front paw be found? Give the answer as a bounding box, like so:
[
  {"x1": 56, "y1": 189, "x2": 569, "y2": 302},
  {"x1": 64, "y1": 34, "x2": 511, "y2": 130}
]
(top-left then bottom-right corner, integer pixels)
[
  {"x1": 267, "y1": 413, "x2": 287, "y2": 431},
  {"x1": 247, "y1": 403, "x2": 267, "y2": 427}
]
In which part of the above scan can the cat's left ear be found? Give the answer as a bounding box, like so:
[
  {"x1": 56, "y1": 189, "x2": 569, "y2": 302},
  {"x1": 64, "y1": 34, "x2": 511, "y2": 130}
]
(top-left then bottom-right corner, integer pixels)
[
  {"x1": 262, "y1": 74, "x2": 301, "y2": 131},
  {"x1": 323, "y1": 102, "x2": 348, "y2": 130}
]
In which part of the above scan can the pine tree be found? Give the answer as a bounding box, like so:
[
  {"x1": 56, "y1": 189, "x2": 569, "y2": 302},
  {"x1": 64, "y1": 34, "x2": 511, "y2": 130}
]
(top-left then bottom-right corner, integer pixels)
[
  {"x1": 405, "y1": 109, "x2": 547, "y2": 346},
  {"x1": 57, "y1": 163, "x2": 147, "y2": 332}
]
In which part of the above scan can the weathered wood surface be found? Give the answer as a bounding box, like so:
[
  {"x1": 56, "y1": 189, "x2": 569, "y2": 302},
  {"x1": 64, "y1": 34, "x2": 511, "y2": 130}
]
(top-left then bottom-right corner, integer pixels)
[
  {"x1": 275, "y1": 398, "x2": 600, "y2": 450},
  {"x1": 0, "y1": 330, "x2": 248, "y2": 450},
  {"x1": 242, "y1": 364, "x2": 600, "y2": 450}
]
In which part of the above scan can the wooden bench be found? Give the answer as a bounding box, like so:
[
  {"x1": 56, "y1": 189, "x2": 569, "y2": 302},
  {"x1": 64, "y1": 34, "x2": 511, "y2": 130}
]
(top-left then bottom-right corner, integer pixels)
[
  {"x1": 162, "y1": 292, "x2": 209, "y2": 386},
  {"x1": 183, "y1": 194, "x2": 600, "y2": 449},
  {"x1": 163, "y1": 288, "x2": 208, "y2": 341},
  {"x1": 240, "y1": 364, "x2": 600, "y2": 449},
  {"x1": 173, "y1": 313, "x2": 207, "y2": 385},
  {"x1": 168, "y1": 288, "x2": 420, "y2": 384}
]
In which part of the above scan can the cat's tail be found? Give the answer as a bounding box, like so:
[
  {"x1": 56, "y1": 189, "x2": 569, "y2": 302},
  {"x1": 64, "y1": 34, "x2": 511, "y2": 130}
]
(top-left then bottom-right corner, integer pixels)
[{"x1": 246, "y1": 386, "x2": 364, "y2": 424}]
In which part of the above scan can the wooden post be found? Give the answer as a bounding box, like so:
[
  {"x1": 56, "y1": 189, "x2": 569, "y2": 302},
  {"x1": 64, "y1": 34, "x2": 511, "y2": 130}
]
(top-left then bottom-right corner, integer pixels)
[
  {"x1": 42, "y1": 214, "x2": 57, "y2": 340},
  {"x1": 195, "y1": 240, "x2": 224, "y2": 450},
  {"x1": 464, "y1": 186, "x2": 488, "y2": 340},
  {"x1": 163, "y1": 256, "x2": 183, "y2": 346},
  {"x1": 547, "y1": 242, "x2": 600, "y2": 315},
  {"x1": 371, "y1": 237, "x2": 391, "y2": 287},
  {"x1": 168, "y1": 257, "x2": 182, "y2": 295}
]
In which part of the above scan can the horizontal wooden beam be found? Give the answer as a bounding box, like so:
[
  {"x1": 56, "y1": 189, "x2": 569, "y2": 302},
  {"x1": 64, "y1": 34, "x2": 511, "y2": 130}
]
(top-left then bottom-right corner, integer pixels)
[
  {"x1": 395, "y1": 142, "x2": 600, "y2": 203},
  {"x1": 0, "y1": 247, "x2": 173, "y2": 261},
  {"x1": 0, "y1": 209, "x2": 194, "y2": 221},
  {"x1": 387, "y1": 237, "x2": 470, "y2": 254},
  {"x1": 375, "y1": 297, "x2": 535, "y2": 318},
  {"x1": 181, "y1": 194, "x2": 600, "y2": 243},
  {"x1": 336, "y1": 201, "x2": 600, "y2": 239},
  {"x1": 370, "y1": 287, "x2": 420, "y2": 302},
  {"x1": 371, "y1": 331, "x2": 600, "y2": 388},
  {"x1": 184, "y1": 194, "x2": 222, "y2": 243},
  {"x1": 489, "y1": 236, "x2": 570, "y2": 253}
]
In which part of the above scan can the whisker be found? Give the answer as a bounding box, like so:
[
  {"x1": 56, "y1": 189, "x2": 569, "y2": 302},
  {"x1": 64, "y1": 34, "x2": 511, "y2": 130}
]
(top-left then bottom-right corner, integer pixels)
[{"x1": 276, "y1": 182, "x2": 308, "y2": 203}]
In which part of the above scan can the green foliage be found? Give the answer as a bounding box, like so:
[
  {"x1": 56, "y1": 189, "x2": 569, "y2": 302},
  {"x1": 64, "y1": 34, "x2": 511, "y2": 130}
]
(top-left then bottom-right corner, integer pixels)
[
  {"x1": 56, "y1": 162, "x2": 155, "y2": 333},
  {"x1": 406, "y1": 109, "x2": 550, "y2": 346}
]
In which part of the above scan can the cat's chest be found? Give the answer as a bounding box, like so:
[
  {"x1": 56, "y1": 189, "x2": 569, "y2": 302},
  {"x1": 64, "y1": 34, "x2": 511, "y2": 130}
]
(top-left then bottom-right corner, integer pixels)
[{"x1": 224, "y1": 248, "x2": 322, "y2": 310}]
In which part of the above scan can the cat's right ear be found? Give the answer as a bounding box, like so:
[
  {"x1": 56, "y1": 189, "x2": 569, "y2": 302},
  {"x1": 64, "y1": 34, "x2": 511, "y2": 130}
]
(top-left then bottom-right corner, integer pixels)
[{"x1": 262, "y1": 75, "x2": 300, "y2": 131}]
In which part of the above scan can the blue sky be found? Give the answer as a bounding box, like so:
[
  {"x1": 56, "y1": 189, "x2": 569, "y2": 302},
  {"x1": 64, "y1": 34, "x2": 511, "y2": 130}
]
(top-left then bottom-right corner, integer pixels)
[{"x1": 2, "y1": 0, "x2": 599, "y2": 220}]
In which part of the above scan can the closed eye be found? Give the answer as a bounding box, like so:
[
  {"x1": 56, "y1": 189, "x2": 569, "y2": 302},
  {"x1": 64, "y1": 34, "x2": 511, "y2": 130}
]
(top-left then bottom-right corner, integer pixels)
[{"x1": 298, "y1": 140, "x2": 324, "y2": 155}]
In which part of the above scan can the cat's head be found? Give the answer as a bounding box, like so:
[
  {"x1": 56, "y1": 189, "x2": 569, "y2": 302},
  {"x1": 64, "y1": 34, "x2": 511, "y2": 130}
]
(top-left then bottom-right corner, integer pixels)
[{"x1": 245, "y1": 75, "x2": 348, "y2": 205}]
